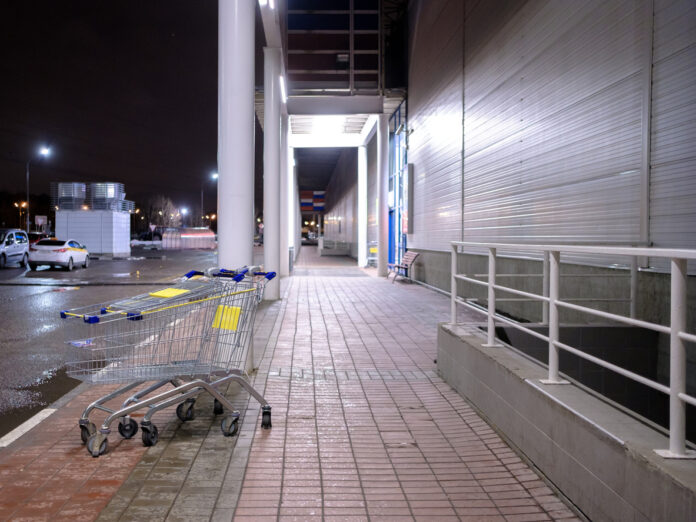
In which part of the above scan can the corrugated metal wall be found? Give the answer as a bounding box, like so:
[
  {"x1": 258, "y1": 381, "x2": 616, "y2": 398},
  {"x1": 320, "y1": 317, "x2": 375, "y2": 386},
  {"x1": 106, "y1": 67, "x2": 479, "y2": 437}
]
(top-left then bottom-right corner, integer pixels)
[
  {"x1": 407, "y1": 0, "x2": 463, "y2": 251},
  {"x1": 323, "y1": 148, "x2": 358, "y2": 257},
  {"x1": 464, "y1": 0, "x2": 644, "y2": 245},
  {"x1": 650, "y1": 0, "x2": 696, "y2": 251},
  {"x1": 406, "y1": 0, "x2": 695, "y2": 269}
]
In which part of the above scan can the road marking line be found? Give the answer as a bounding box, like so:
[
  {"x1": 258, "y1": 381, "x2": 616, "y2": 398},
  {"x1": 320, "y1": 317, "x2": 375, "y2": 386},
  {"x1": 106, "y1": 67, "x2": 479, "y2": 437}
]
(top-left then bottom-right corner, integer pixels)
[{"x1": 0, "y1": 408, "x2": 57, "y2": 448}]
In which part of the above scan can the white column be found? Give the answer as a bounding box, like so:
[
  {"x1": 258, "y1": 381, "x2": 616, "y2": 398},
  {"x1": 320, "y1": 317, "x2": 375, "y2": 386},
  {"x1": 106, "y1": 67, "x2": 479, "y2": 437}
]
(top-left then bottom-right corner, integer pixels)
[
  {"x1": 279, "y1": 114, "x2": 290, "y2": 277},
  {"x1": 288, "y1": 148, "x2": 296, "y2": 252},
  {"x1": 218, "y1": 0, "x2": 255, "y2": 269},
  {"x1": 263, "y1": 47, "x2": 281, "y2": 300},
  {"x1": 357, "y1": 145, "x2": 368, "y2": 267},
  {"x1": 377, "y1": 114, "x2": 390, "y2": 277}
]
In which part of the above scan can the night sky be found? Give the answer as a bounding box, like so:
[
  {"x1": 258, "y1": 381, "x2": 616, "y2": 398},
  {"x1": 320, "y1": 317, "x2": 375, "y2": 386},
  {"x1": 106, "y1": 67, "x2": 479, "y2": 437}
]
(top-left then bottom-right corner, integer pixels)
[{"x1": 0, "y1": 0, "x2": 224, "y2": 213}]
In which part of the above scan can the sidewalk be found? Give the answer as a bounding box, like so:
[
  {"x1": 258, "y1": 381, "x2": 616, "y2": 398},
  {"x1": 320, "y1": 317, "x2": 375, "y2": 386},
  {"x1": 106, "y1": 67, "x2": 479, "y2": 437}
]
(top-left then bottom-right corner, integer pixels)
[{"x1": 0, "y1": 248, "x2": 581, "y2": 521}]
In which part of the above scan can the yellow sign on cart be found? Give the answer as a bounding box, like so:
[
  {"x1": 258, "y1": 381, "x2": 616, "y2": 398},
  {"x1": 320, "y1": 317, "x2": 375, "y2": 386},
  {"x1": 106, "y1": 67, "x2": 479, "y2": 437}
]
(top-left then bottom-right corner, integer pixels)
[
  {"x1": 149, "y1": 288, "x2": 191, "y2": 299},
  {"x1": 212, "y1": 305, "x2": 241, "y2": 331}
]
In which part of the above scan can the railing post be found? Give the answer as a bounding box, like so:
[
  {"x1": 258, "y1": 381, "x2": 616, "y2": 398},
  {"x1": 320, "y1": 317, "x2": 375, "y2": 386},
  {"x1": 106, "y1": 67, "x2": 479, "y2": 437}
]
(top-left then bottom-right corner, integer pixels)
[
  {"x1": 541, "y1": 250, "x2": 567, "y2": 384},
  {"x1": 668, "y1": 258, "x2": 688, "y2": 456},
  {"x1": 630, "y1": 256, "x2": 638, "y2": 319},
  {"x1": 483, "y1": 247, "x2": 500, "y2": 347},
  {"x1": 451, "y1": 243, "x2": 457, "y2": 324},
  {"x1": 542, "y1": 251, "x2": 550, "y2": 324},
  {"x1": 656, "y1": 257, "x2": 694, "y2": 458}
]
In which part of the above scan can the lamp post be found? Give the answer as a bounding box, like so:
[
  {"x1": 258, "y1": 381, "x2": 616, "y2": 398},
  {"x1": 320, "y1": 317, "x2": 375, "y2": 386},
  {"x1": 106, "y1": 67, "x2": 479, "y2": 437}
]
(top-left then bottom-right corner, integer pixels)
[
  {"x1": 201, "y1": 172, "x2": 218, "y2": 227},
  {"x1": 14, "y1": 202, "x2": 27, "y2": 228},
  {"x1": 26, "y1": 146, "x2": 51, "y2": 232}
]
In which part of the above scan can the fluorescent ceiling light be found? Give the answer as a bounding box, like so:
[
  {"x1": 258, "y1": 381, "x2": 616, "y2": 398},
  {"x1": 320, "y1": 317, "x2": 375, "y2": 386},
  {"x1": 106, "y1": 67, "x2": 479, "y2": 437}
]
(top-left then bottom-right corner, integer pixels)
[{"x1": 312, "y1": 115, "x2": 345, "y2": 135}]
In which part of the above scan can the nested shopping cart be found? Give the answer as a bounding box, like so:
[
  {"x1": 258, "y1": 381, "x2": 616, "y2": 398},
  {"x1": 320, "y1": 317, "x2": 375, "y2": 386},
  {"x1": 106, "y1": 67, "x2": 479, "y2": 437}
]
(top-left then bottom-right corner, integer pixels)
[{"x1": 60, "y1": 267, "x2": 275, "y2": 457}]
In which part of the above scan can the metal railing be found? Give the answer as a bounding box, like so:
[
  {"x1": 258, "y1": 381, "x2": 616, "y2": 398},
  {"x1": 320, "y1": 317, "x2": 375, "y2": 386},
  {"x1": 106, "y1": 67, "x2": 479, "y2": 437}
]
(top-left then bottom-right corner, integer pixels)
[{"x1": 450, "y1": 241, "x2": 696, "y2": 459}]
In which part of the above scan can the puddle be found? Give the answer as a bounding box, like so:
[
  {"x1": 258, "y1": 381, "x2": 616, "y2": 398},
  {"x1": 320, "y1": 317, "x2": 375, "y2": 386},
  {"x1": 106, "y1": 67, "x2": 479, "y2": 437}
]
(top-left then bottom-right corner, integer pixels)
[{"x1": 0, "y1": 367, "x2": 80, "y2": 438}]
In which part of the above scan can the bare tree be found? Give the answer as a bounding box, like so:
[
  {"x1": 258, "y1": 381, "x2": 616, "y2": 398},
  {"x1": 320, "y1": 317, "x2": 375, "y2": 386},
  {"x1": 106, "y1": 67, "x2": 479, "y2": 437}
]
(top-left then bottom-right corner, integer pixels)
[{"x1": 145, "y1": 195, "x2": 181, "y2": 228}]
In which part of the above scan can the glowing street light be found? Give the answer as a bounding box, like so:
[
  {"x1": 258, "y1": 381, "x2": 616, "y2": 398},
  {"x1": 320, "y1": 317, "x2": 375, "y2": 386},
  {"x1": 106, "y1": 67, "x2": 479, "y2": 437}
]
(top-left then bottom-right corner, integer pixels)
[
  {"x1": 26, "y1": 145, "x2": 51, "y2": 232},
  {"x1": 14, "y1": 201, "x2": 27, "y2": 227},
  {"x1": 201, "y1": 172, "x2": 219, "y2": 226}
]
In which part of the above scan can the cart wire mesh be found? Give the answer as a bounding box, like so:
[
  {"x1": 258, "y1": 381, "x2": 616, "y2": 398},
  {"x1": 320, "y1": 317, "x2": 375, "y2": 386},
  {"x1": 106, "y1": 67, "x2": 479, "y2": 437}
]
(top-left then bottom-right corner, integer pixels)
[{"x1": 64, "y1": 277, "x2": 264, "y2": 383}]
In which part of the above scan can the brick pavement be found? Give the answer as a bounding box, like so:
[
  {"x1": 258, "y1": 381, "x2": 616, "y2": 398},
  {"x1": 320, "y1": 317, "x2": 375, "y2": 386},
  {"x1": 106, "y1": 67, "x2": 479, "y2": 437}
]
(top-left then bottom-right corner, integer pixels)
[
  {"x1": 230, "y1": 255, "x2": 580, "y2": 521},
  {"x1": 1, "y1": 248, "x2": 582, "y2": 521},
  {"x1": 0, "y1": 383, "x2": 155, "y2": 521}
]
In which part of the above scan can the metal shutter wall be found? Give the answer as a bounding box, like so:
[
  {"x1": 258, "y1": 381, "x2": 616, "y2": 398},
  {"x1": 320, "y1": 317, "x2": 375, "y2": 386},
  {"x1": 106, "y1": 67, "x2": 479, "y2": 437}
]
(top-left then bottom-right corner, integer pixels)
[
  {"x1": 407, "y1": 0, "x2": 463, "y2": 251},
  {"x1": 323, "y1": 149, "x2": 358, "y2": 256},
  {"x1": 650, "y1": 0, "x2": 696, "y2": 272},
  {"x1": 463, "y1": 0, "x2": 644, "y2": 249}
]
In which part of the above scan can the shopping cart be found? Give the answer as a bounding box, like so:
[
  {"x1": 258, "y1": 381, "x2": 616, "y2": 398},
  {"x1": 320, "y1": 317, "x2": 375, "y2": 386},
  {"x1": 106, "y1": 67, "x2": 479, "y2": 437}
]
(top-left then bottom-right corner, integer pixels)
[{"x1": 61, "y1": 267, "x2": 274, "y2": 457}]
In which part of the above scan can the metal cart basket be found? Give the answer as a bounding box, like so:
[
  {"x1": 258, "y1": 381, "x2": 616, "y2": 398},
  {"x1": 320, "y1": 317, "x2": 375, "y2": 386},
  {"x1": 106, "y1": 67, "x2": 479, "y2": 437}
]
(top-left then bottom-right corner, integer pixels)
[{"x1": 61, "y1": 268, "x2": 274, "y2": 457}]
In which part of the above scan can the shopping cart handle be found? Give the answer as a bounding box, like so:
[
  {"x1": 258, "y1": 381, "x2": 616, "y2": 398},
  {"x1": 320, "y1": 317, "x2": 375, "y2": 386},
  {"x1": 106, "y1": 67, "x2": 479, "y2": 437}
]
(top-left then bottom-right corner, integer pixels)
[
  {"x1": 213, "y1": 271, "x2": 246, "y2": 282},
  {"x1": 219, "y1": 267, "x2": 249, "y2": 275},
  {"x1": 253, "y1": 271, "x2": 276, "y2": 280},
  {"x1": 184, "y1": 270, "x2": 204, "y2": 279}
]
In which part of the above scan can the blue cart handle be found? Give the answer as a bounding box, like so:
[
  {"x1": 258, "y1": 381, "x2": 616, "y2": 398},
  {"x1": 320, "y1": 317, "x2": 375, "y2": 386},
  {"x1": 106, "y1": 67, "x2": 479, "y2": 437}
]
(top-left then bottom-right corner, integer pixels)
[
  {"x1": 218, "y1": 267, "x2": 249, "y2": 275},
  {"x1": 253, "y1": 271, "x2": 276, "y2": 280},
  {"x1": 212, "y1": 270, "x2": 246, "y2": 282}
]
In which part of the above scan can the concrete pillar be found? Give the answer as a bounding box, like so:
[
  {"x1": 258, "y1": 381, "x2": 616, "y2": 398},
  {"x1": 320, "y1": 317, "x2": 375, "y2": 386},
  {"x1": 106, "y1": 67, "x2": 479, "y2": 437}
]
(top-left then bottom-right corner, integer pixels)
[
  {"x1": 279, "y1": 114, "x2": 290, "y2": 277},
  {"x1": 377, "y1": 114, "x2": 390, "y2": 277},
  {"x1": 263, "y1": 47, "x2": 282, "y2": 299},
  {"x1": 289, "y1": 149, "x2": 296, "y2": 251},
  {"x1": 218, "y1": 0, "x2": 255, "y2": 269},
  {"x1": 357, "y1": 145, "x2": 368, "y2": 267}
]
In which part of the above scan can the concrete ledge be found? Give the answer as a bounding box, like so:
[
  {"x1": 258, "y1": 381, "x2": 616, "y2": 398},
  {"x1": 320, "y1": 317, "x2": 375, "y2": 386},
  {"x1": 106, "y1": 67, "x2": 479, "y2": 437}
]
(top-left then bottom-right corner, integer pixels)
[{"x1": 438, "y1": 323, "x2": 696, "y2": 522}]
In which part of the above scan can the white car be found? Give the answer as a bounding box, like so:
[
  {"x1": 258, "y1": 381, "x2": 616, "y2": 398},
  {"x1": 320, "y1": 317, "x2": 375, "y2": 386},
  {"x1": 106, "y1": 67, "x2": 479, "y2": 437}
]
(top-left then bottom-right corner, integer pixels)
[{"x1": 29, "y1": 238, "x2": 90, "y2": 271}]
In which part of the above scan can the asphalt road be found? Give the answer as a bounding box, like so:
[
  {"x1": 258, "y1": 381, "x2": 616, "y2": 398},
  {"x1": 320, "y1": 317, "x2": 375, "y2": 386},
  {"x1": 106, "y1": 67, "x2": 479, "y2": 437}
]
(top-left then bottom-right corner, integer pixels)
[{"x1": 0, "y1": 247, "x2": 218, "y2": 437}]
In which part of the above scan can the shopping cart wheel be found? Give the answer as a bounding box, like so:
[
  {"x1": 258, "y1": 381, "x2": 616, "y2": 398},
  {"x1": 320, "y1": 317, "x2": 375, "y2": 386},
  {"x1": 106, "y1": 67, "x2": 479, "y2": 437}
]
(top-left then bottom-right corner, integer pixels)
[
  {"x1": 261, "y1": 405, "x2": 272, "y2": 429},
  {"x1": 221, "y1": 414, "x2": 239, "y2": 437},
  {"x1": 141, "y1": 423, "x2": 159, "y2": 447},
  {"x1": 79, "y1": 421, "x2": 96, "y2": 444},
  {"x1": 118, "y1": 417, "x2": 138, "y2": 439},
  {"x1": 176, "y1": 400, "x2": 196, "y2": 422},
  {"x1": 213, "y1": 398, "x2": 224, "y2": 415},
  {"x1": 86, "y1": 433, "x2": 108, "y2": 457}
]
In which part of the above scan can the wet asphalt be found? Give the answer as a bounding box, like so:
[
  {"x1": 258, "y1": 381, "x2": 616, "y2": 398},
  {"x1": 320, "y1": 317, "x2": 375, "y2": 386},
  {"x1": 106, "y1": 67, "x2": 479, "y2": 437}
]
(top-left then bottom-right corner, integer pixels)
[{"x1": 0, "y1": 247, "x2": 218, "y2": 437}]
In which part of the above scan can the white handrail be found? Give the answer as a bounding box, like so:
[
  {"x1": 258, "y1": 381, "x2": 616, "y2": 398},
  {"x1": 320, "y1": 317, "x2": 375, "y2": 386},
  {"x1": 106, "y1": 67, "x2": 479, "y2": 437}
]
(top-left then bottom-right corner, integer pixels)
[
  {"x1": 451, "y1": 240, "x2": 696, "y2": 260},
  {"x1": 450, "y1": 241, "x2": 695, "y2": 459}
]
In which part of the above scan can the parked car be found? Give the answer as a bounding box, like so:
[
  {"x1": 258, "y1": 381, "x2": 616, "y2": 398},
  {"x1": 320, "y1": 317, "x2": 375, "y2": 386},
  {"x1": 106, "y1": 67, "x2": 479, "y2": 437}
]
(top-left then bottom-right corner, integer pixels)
[
  {"x1": 137, "y1": 229, "x2": 162, "y2": 241},
  {"x1": 29, "y1": 238, "x2": 90, "y2": 271},
  {"x1": 0, "y1": 228, "x2": 30, "y2": 268},
  {"x1": 28, "y1": 232, "x2": 50, "y2": 245}
]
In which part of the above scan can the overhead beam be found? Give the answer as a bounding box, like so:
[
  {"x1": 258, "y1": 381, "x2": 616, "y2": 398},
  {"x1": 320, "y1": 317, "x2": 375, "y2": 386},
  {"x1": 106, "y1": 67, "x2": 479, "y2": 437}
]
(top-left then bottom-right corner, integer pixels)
[{"x1": 287, "y1": 95, "x2": 384, "y2": 115}]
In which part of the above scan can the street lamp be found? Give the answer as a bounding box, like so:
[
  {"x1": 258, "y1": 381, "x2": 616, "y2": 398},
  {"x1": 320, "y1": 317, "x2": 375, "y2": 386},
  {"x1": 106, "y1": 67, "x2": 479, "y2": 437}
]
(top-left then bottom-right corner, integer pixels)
[
  {"x1": 26, "y1": 146, "x2": 51, "y2": 232},
  {"x1": 201, "y1": 172, "x2": 219, "y2": 227},
  {"x1": 181, "y1": 207, "x2": 189, "y2": 227},
  {"x1": 14, "y1": 201, "x2": 27, "y2": 228}
]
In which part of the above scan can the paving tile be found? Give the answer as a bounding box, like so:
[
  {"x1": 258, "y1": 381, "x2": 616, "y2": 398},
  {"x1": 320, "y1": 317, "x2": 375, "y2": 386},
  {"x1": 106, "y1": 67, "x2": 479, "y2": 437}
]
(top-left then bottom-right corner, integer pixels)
[{"x1": 1, "y1": 250, "x2": 580, "y2": 520}]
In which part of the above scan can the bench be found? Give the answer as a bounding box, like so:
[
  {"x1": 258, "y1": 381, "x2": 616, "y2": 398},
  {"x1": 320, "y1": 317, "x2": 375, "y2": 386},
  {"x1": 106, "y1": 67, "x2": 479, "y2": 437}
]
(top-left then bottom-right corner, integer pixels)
[{"x1": 388, "y1": 251, "x2": 419, "y2": 283}]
